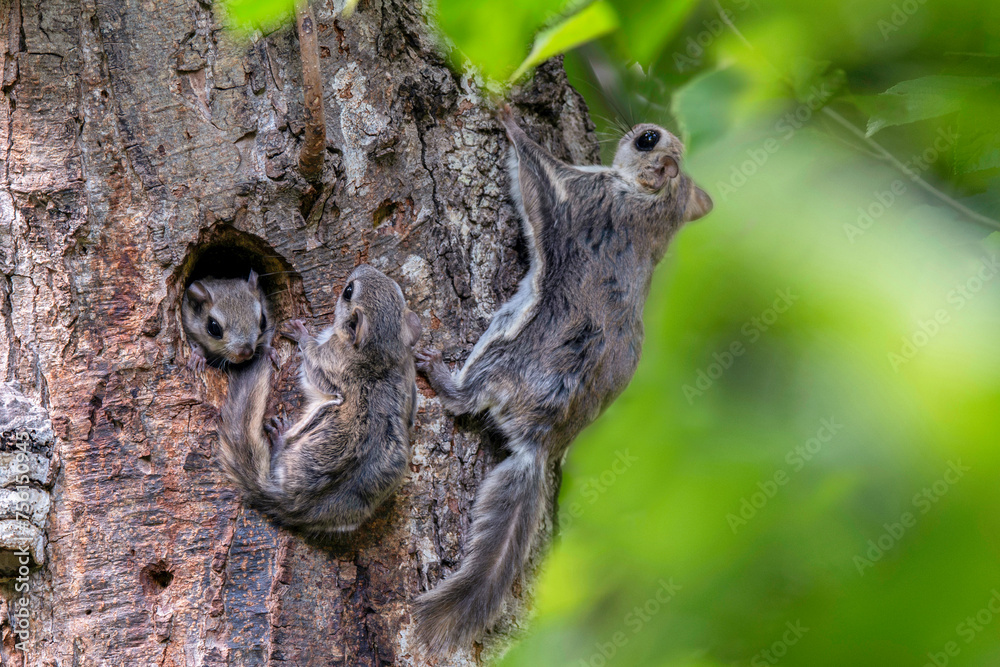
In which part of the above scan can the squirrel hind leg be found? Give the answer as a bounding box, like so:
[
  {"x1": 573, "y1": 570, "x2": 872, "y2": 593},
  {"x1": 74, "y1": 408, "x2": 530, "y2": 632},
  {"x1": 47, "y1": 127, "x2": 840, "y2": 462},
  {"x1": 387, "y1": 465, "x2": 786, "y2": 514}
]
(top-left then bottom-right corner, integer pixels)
[{"x1": 264, "y1": 417, "x2": 291, "y2": 457}]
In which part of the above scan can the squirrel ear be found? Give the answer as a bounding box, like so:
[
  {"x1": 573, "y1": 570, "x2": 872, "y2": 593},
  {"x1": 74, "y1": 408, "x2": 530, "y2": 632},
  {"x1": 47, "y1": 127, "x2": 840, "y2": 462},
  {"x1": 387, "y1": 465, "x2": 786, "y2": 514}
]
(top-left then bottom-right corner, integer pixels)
[
  {"x1": 663, "y1": 156, "x2": 679, "y2": 179},
  {"x1": 684, "y1": 186, "x2": 713, "y2": 222},
  {"x1": 186, "y1": 281, "x2": 212, "y2": 310},
  {"x1": 247, "y1": 269, "x2": 259, "y2": 290},
  {"x1": 350, "y1": 307, "x2": 369, "y2": 349},
  {"x1": 404, "y1": 310, "x2": 422, "y2": 348}
]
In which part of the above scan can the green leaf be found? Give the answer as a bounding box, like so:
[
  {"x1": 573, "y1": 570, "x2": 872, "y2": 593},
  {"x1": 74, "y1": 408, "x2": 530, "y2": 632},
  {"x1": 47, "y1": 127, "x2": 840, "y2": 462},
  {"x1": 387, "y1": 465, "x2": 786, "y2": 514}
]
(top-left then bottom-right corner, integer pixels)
[
  {"x1": 225, "y1": 0, "x2": 294, "y2": 32},
  {"x1": 954, "y1": 83, "x2": 1000, "y2": 174},
  {"x1": 863, "y1": 76, "x2": 1000, "y2": 175},
  {"x1": 225, "y1": 0, "x2": 360, "y2": 32},
  {"x1": 436, "y1": 0, "x2": 567, "y2": 81},
  {"x1": 608, "y1": 0, "x2": 700, "y2": 66},
  {"x1": 510, "y1": 1, "x2": 620, "y2": 82},
  {"x1": 865, "y1": 75, "x2": 997, "y2": 137}
]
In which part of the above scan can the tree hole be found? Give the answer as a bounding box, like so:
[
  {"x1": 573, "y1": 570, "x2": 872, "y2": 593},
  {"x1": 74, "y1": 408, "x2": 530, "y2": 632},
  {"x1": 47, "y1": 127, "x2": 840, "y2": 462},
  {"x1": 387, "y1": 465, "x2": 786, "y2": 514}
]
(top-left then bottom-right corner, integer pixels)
[
  {"x1": 170, "y1": 224, "x2": 308, "y2": 359},
  {"x1": 372, "y1": 200, "x2": 398, "y2": 228},
  {"x1": 141, "y1": 561, "x2": 174, "y2": 595}
]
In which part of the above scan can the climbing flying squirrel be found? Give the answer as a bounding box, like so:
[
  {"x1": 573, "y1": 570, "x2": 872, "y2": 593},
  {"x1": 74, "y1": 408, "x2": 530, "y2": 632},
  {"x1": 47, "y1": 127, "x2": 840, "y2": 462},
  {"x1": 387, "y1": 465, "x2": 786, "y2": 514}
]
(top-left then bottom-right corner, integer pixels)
[
  {"x1": 217, "y1": 264, "x2": 423, "y2": 534},
  {"x1": 182, "y1": 270, "x2": 275, "y2": 371},
  {"x1": 413, "y1": 105, "x2": 713, "y2": 651}
]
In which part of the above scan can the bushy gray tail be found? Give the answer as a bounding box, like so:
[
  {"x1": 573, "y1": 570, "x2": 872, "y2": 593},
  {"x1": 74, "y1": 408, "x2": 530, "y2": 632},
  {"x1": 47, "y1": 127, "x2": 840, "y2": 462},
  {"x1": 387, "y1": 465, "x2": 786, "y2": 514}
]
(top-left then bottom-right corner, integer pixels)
[
  {"x1": 415, "y1": 445, "x2": 546, "y2": 652},
  {"x1": 217, "y1": 353, "x2": 280, "y2": 510}
]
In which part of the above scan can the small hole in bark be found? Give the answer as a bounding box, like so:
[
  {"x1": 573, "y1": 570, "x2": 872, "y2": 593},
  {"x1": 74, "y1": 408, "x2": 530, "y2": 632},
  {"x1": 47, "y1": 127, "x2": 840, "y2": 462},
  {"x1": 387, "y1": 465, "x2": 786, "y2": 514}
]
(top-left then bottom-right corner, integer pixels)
[
  {"x1": 141, "y1": 561, "x2": 174, "y2": 595},
  {"x1": 372, "y1": 200, "x2": 398, "y2": 228},
  {"x1": 85, "y1": 609, "x2": 92, "y2": 615}
]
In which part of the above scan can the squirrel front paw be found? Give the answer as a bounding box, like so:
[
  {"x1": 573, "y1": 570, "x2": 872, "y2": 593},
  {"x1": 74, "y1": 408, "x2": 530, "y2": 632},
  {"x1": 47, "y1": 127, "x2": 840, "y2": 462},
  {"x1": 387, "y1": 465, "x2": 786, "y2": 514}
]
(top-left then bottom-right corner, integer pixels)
[
  {"x1": 415, "y1": 347, "x2": 454, "y2": 394},
  {"x1": 264, "y1": 344, "x2": 281, "y2": 368},
  {"x1": 187, "y1": 347, "x2": 207, "y2": 373},
  {"x1": 415, "y1": 347, "x2": 444, "y2": 374},
  {"x1": 282, "y1": 319, "x2": 310, "y2": 343}
]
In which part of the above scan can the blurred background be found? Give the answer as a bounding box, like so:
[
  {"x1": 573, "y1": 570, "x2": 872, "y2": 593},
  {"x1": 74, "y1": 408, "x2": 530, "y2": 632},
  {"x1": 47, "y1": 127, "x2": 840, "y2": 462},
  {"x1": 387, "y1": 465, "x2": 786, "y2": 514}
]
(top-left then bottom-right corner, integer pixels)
[
  {"x1": 439, "y1": 0, "x2": 1000, "y2": 665},
  {"x1": 232, "y1": 0, "x2": 1000, "y2": 663}
]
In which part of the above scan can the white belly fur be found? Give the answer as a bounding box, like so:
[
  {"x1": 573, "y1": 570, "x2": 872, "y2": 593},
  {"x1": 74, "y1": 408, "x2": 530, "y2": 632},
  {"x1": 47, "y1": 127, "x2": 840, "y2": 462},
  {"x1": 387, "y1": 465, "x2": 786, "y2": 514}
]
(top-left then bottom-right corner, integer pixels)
[{"x1": 458, "y1": 150, "x2": 543, "y2": 385}]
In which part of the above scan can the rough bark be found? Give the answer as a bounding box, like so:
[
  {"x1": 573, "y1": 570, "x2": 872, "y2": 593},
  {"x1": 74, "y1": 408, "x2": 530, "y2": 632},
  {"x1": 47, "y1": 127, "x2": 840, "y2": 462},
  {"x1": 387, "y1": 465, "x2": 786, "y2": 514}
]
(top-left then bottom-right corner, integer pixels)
[{"x1": 0, "y1": 0, "x2": 598, "y2": 664}]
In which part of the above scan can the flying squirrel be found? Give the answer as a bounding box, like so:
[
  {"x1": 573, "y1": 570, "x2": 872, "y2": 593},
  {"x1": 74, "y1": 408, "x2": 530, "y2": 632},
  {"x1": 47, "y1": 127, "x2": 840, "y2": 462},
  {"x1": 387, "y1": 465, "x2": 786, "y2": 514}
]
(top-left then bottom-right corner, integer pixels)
[
  {"x1": 413, "y1": 105, "x2": 713, "y2": 651},
  {"x1": 182, "y1": 271, "x2": 275, "y2": 371},
  {"x1": 217, "y1": 264, "x2": 423, "y2": 534}
]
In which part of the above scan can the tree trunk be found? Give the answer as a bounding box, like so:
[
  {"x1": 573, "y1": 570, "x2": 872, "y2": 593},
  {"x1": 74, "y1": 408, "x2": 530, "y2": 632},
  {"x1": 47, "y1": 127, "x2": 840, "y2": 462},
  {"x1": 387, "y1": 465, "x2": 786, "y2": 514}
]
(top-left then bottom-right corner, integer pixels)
[{"x1": 0, "y1": 0, "x2": 597, "y2": 664}]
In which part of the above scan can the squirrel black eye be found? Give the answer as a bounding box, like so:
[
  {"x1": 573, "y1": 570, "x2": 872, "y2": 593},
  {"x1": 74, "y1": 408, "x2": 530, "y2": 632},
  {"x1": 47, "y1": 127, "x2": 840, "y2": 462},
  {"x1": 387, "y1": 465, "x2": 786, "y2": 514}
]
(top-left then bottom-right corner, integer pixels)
[
  {"x1": 343, "y1": 281, "x2": 354, "y2": 302},
  {"x1": 635, "y1": 130, "x2": 660, "y2": 152},
  {"x1": 260, "y1": 313, "x2": 267, "y2": 332},
  {"x1": 206, "y1": 317, "x2": 223, "y2": 339}
]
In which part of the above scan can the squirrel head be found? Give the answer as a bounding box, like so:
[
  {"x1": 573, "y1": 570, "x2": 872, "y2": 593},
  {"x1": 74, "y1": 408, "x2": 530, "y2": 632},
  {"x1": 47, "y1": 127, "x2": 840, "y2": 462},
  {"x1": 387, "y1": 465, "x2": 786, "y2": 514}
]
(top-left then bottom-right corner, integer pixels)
[
  {"x1": 613, "y1": 123, "x2": 713, "y2": 223},
  {"x1": 184, "y1": 270, "x2": 271, "y2": 363},
  {"x1": 331, "y1": 264, "x2": 421, "y2": 365}
]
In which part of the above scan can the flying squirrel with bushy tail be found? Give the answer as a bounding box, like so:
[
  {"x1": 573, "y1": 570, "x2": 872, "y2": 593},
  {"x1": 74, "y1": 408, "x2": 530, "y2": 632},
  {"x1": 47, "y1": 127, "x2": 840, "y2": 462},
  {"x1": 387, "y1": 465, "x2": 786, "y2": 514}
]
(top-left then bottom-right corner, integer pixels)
[
  {"x1": 217, "y1": 264, "x2": 422, "y2": 535},
  {"x1": 413, "y1": 105, "x2": 713, "y2": 651}
]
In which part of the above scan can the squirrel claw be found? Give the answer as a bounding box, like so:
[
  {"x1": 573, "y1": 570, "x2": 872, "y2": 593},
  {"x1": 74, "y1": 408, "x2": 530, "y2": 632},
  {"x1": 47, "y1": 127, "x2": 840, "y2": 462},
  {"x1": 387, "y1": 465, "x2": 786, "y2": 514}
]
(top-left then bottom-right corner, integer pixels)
[
  {"x1": 188, "y1": 349, "x2": 207, "y2": 373},
  {"x1": 265, "y1": 417, "x2": 289, "y2": 453},
  {"x1": 266, "y1": 416, "x2": 293, "y2": 435},
  {"x1": 266, "y1": 345, "x2": 281, "y2": 368},
  {"x1": 414, "y1": 347, "x2": 443, "y2": 370},
  {"x1": 415, "y1": 348, "x2": 447, "y2": 382},
  {"x1": 283, "y1": 319, "x2": 310, "y2": 343}
]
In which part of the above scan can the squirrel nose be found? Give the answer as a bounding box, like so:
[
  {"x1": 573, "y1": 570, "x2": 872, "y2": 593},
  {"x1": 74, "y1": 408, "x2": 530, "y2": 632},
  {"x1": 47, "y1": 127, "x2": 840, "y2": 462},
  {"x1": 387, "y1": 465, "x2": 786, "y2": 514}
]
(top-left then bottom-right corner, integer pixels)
[{"x1": 232, "y1": 344, "x2": 254, "y2": 361}]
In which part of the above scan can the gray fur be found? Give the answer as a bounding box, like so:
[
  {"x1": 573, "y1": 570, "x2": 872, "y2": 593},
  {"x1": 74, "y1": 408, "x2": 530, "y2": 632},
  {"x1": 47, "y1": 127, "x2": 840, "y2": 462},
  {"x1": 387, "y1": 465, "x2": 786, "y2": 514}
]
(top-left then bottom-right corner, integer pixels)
[
  {"x1": 413, "y1": 107, "x2": 712, "y2": 651},
  {"x1": 217, "y1": 264, "x2": 422, "y2": 535},
  {"x1": 181, "y1": 270, "x2": 273, "y2": 371}
]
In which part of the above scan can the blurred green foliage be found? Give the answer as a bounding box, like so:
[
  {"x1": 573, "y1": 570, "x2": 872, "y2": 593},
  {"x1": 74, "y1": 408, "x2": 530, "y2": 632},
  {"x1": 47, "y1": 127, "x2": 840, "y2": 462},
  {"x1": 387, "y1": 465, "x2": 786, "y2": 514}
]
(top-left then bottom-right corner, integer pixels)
[
  {"x1": 481, "y1": 1, "x2": 1000, "y2": 666},
  {"x1": 222, "y1": 0, "x2": 1000, "y2": 664},
  {"x1": 509, "y1": 1, "x2": 619, "y2": 83},
  {"x1": 225, "y1": 0, "x2": 294, "y2": 33}
]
